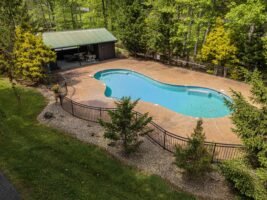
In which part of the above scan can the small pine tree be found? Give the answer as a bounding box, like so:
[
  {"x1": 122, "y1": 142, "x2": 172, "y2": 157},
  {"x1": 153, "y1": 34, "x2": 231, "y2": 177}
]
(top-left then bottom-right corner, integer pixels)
[
  {"x1": 99, "y1": 97, "x2": 152, "y2": 155},
  {"x1": 174, "y1": 119, "x2": 213, "y2": 178}
]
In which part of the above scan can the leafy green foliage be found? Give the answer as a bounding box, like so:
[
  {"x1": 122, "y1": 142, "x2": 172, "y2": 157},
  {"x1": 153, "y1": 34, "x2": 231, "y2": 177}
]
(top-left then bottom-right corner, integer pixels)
[
  {"x1": 9, "y1": 0, "x2": 266, "y2": 74},
  {"x1": 13, "y1": 27, "x2": 56, "y2": 83},
  {"x1": 0, "y1": 78, "x2": 195, "y2": 200},
  {"x1": 226, "y1": 0, "x2": 267, "y2": 70},
  {"x1": 174, "y1": 119, "x2": 212, "y2": 178},
  {"x1": 200, "y1": 18, "x2": 238, "y2": 66},
  {"x1": 145, "y1": 0, "x2": 176, "y2": 61},
  {"x1": 220, "y1": 159, "x2": 267, "y2": 200},
  {"x1": 116, "y1": 1, "x2": 148, "y2": 55},
  {"x1": 229, "y1": 66, "x2": 249, "y2": 81},
  {"x1": 99, "y1": 97, "x2": 152, "y2": 155},
  {"x1": 226, "y1": 70, "x2": 267, "y2": 168},
  {"x1": 263, "y1": 35, "x2": 267, "y2": 66}
]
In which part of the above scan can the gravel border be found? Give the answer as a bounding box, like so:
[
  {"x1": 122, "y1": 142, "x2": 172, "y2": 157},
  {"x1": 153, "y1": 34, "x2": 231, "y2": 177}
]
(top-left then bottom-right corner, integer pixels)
[{"x1": 37, "y1": 87, "x2": 235, "y2": 200}]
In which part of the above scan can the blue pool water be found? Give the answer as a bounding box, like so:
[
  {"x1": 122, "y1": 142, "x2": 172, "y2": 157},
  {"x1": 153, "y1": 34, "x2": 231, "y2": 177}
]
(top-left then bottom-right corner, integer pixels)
[{"x1": 94, "y1": 69, "x2": 231, "y2": 118}]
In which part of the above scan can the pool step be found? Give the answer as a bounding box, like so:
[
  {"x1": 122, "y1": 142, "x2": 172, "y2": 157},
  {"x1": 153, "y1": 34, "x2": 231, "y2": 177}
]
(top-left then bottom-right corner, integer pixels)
[
  {"x1": 101, "y1": 71, "x2": 130, "y2": 77},
  {"x1": 187, "y1": 89, "x2": 212, "y2": 97}
]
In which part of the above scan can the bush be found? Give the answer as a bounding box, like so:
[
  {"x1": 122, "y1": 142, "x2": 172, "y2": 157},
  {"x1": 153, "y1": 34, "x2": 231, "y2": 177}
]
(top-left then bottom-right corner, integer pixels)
[
  {"x1": 51, "y1": 84, "x2": 60, "y2": 94},
  {"x1": 174, "y1": 119, "x2": 213, "y2": 178},
  {"x1": 220, "y1": 159, "x2": 267, "y2": 200},
  {"x1": 51, "y1": 84, "x2": 60, "y2": 102},
  {"x1": 99, "y1": 97, "x2": 152, "y2": 155},
  {"x1": 229, "y1": 66, "x2": 248, "y2": 80}
]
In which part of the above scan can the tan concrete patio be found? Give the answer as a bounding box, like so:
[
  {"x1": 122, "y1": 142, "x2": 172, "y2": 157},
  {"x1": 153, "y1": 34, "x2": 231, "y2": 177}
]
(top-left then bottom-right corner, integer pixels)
[{"x1": 60, "y1": 58, "x2": 251, "y2": 144}]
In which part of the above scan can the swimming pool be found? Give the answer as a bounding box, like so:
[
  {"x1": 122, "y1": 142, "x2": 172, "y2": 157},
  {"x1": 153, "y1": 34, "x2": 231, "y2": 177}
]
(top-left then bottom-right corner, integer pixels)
[{"x1": 94, "y1": 69, "x2": 231, "y2": 118}]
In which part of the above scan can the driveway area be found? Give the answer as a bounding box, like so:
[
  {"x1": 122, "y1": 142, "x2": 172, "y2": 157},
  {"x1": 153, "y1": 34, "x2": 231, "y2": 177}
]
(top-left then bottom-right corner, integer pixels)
[{"x1": 61, "y1": 58, "x2": 251, "y2": 144}]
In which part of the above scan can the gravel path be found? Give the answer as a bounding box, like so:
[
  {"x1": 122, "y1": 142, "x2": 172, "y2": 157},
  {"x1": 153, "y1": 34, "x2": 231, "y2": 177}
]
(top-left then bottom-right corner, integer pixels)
[{"x1": 37, "y1": 87, "x2": 235, "y2": 200}]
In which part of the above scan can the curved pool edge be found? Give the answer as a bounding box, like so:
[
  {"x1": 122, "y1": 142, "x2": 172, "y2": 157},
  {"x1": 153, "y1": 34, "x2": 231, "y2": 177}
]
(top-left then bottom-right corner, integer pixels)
[
  {"x1": 94, "y1": 68, "x2": 232, "y2": 99},
  {"x1": 93, "y1": 68, "x2": 232, "y2": 119}
]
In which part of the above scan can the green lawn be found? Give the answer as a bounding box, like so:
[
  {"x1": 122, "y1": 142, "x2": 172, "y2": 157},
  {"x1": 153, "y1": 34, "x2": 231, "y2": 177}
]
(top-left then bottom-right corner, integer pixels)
[{"x1": 0, "y1": 78, "x2": 195, "y2": 200}]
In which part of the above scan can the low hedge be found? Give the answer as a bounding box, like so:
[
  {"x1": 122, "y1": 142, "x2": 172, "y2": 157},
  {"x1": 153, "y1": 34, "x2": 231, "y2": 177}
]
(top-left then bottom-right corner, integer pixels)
[{"x1": 220, "y1": 159, "x2": 267, "y2": 200}]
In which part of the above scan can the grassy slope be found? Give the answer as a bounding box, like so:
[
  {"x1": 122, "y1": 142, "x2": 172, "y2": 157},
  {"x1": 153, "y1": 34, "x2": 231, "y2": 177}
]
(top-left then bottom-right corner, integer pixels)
[{"x1": 0, "y1": 78, "x2": 195, "y2": 200}]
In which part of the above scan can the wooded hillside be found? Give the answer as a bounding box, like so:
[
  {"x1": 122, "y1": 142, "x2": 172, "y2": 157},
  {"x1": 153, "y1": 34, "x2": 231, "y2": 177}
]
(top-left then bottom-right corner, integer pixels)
[{"x1": 1, "y1": 0, "x2": 267, "y2": 79}]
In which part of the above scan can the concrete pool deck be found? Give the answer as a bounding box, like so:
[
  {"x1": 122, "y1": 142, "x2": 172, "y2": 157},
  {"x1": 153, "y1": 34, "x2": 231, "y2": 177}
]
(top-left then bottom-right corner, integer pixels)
[{"x1": 60, "y1": 58, "x2": 251, "y2": 144}]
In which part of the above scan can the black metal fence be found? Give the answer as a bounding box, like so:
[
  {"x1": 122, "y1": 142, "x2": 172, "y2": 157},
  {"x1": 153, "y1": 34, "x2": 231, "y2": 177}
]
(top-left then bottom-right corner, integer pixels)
[{"x1": 59, "y1": 94, "x2": 244, "y2": 162}]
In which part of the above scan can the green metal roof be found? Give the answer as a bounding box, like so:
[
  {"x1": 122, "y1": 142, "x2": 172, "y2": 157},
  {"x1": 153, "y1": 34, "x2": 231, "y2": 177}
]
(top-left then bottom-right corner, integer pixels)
[{"x1": 42, "y1": 28, "x2": 117, "y2": 49}]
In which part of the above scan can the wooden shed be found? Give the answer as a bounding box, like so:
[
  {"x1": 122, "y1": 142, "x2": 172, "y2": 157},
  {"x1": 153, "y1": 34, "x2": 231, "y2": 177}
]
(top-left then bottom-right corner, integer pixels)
[{"x1": 42, "y1": 28, "x2": 117, "y2": 69}]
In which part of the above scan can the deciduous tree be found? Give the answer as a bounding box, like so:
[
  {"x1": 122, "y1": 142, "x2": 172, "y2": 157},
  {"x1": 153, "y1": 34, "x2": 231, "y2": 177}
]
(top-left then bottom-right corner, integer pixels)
[
  {"x1": 225, "y1": 0, "x2": 267, "y2": 70},
  {"x1": 200, "y1": 18, "x2": 238, "y2": 67},
  {"x1": 13, "y1": 27, "x2": 56, "y2": 84},
  {"x1": 116, "y1": 1, "x2": 148, "y2": 55}
]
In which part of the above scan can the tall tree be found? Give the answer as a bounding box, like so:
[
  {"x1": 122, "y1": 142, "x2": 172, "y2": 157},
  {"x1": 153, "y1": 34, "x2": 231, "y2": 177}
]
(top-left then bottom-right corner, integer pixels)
[
  {"x1": 0, "y1": 0, "x2": 31, "y2": 103},
  {"x1": 116, "y1": 0, "x2": 148, "y2": 55},
  {"x1": 200, "y1": 18, "x2": 238, "y2": 68},
  {"x1": 172, "y1": 0, "x2": 214, "y2": 60},
  {"x1": 226, "y1": 70, "x2": 267, "y2": 168},
  {"x1": 146, "y1": 0, "x2": 176, "y2": 62},
  {"x1": 225, "y1": 0, "x2": 267, "y2": 70}
]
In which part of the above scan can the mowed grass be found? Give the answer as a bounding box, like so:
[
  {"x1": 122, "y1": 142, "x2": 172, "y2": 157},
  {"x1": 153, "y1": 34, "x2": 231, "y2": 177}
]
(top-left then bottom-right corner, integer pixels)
[{"x1": 0, "y1": 78, "x2": 195, "y2": 200}]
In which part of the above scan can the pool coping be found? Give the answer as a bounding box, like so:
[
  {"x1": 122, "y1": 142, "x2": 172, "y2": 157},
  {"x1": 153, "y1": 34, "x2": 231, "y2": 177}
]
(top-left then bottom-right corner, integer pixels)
[
  {"x1": 60, "y1": 58, "x2": 251, "y2": 144},
  {"x1": 93, "y1": 68, "x2": 232, "y2": 119}
]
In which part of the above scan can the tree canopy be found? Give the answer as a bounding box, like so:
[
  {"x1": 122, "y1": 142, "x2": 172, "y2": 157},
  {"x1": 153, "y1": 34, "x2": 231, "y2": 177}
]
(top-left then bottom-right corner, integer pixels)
[
  {"x1": 1, "y1": 0, "x2": 266, "y2": 76},
  {"x1": 226, "y1": 70, "x2": 267, "y2": 168},
  {"x1": 200, "y1": 18, "x2": 238, "y2": 67},
  {"x1": 14, "y1": 27, "x2": 56, "y2": 83}
]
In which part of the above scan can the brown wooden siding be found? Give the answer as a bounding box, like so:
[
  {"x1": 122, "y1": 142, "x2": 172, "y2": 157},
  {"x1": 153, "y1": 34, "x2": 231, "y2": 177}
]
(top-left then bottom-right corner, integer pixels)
[{"x1": 97, "y1": 42, "x2": 115, "y2": 60}]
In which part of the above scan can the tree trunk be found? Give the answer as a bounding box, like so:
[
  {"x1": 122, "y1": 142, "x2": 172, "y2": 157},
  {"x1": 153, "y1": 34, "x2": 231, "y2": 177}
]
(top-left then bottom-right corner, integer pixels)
[
  {"x1": 47, "y1": 0, "x2": 56, "y2": 30},
  {"x1": 102, "y1": 0, "x2": 107, "y2": 28},
  {"x1": 248, "y1": 24, "x2": 255, "y2": 42},
  {"x1": 70, "y1": 0, "x2": 76, "y2": 29},
  {"x1": 5, "y1": 3, "x2": 21, "y2": 104},
  {"x1": 193, "y1": 13, "x2": 203, "y2": 60},
  {"x1": 62, "y1": 3, "x2": 67, "y2": 29},
  {"x1": 39, "y1": 2, "x2": 47, "y2": 29},
  {"x1": 202, "y1": 21, "x2": 211, "y2": 46},
  {"x1": 183, "y1": 6, "x2": 193, "y2": 61}
]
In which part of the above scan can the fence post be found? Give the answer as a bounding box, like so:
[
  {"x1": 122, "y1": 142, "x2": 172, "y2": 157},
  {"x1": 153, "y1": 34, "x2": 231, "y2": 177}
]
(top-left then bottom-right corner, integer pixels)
[
  {"x1": 212, "y1": 143, "x2": 217, "y2": 162},
  {"x1": 65, "y1": 82, "x2": 68, "y2": 93},
  {"x1": 163, "y1": 130, "x2": 166, "y2": 149},
  {"x1": 71, "y1": 100, "x2": 74, "y2": 116},
  {"x1": 100, "y1": 108, "x2": 102, "y2": 120},
  {"x1": 59, "y1": 96, "x2": 62, "y2": 106}
]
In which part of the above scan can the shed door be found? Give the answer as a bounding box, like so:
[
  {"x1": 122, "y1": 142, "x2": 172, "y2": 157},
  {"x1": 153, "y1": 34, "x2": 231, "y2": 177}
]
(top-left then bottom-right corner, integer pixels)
[{"x1": 98, "y1": 42, "x2": 115, "y2": 60}]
